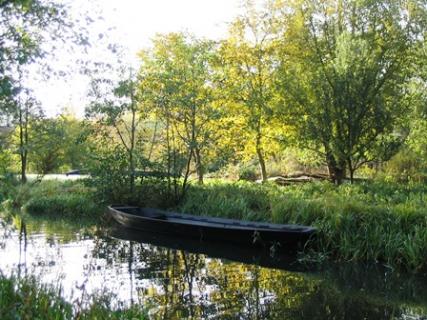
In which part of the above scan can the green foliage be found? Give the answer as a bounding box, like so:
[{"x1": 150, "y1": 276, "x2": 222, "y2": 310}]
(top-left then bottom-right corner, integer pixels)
[
  {"x1": 6, "y1": 180, "x2": 103, "y2": 217},
  {"x1": 381, "y1": 149, "x2": 427, "y2": 183},
  {"x1": 0, "y1": 0, "x2": 70, "y2": 120},
  {"x1": 86, "y1": 146, "x2": 132, "y2": 204},
  {"x1": 87, "y1": 61, "x2": 145, "y2": 197},
  {"x1": 216, "y1": 3, "x2": 281, "y2": 181},
  {"x1": 180, "y1": 180, "x2": 427, "y2": 271},
  {"x1": 29, "y1": 117, "x2": 66, "y2": 174},
  {"x1": 86, "y1": 145, "x2": 174, "y2": 207},
  {"x1": 0, "y1": 274, "x2": 147, "y2": 320},
  {"x1": 0, "y1": 274, "x2": 72, "y2": 320},
  {"x1": 140, "y1": 32, "x2": 218, "y2": 184},
  {"x1": 26, "y1": 115, "x2": 93, "y2": 174},
  {"x1": 238, "y1": 165, "x2": 259, "y2": 181},
  {"x1": 23, "y1": 193, "x2": 101, "y2": 217},
  {"x1": 180, "y1": 180, "x2": 272, "y2": 221},
  {"x1": 0, "y1": 147, "x2": 13, "y2": 173},
  {"x1": 280, "y1": 0, "x2": 423, "y2": 183},
  {"x1": 0, "y1": 173, "x2": 18, "y2": 203}
]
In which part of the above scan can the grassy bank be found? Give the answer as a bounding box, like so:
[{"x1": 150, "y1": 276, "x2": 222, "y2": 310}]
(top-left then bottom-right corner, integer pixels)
[
  {"x1": 179, "y1": 180, "x2": 427, "y2": 272},
  {"x1": 0, "y1": 273, "x2": 147, "y2": 320},
  {"x1": 1, "y1": 180, "x2": 104, "y2": 218}
]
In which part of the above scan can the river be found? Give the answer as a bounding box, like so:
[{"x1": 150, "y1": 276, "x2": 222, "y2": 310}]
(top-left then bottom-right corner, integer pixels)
[{"x1": 0, "y1": 215, "x2": 426, "y2": 319}]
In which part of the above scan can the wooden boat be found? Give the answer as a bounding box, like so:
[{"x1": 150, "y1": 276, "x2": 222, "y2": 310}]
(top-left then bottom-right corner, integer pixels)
[{"x1": 108, "y1": 205, "x2": 316, "y2": 250}]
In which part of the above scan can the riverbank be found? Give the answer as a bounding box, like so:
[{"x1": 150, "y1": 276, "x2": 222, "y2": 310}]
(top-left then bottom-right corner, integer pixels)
[
  {"x1": 1, "y1": 180, "x2": 103, "y2": 218},
  {"x1": 181, "y1": 180, "x2": 427, "y2": 272},
  {"x1": 2, "y1": 178, "x2": 427, "y2": 272}
]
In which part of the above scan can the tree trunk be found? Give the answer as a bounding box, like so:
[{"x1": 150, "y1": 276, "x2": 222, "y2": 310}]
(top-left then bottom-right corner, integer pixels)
[
  {"x1": 194, "y1": 147, "x2": 203, "y2": 184},
  {"x1": 326, "y1": 152, "x2": 346, "y2": 185},
  {"x1": 165, "y1": 115, "x2": 172, "y2": 196},
  {"x1": 19, "y1": 106, "x2": 27, "y2": 183},
  {"x1": 347, "y1": 159, "x2": 355, "y2": 184},
  {"x1": 129, "y1": 87, "x2": 137, "y2": 195},
  {"x1": 349, "y1": 168, "x2": 354, "y2": 184},
  {"x1": 181, "y1": 148, "x2": 193, "y2": 202},
  {"x1": 21, "y1": 153, "x2": 27, "y2": 183},
  {"x1": 147, "y1": 120, "x2": 158, "y2": 165},
  {"x1": 256, "y1": 132, "x2": 267, "y2": 182},
  {"x1": 129, "y1": 150, "x2": 135, "y2": 195}
]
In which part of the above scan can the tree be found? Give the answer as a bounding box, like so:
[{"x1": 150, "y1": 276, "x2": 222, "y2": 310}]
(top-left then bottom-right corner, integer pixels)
[
  {"x1": 140, "y1": 33, "x2": 218, "y2": 186},
  {"x1": 60, "y1": 114, "x2": 93, "y2": 171},
  {"x1": 278, "y1": 0, "x2": 425, "y2": 184},
  {"x1": 216, "y1": 2, "x2": 280, "y2": 182},
  {"x1": 16, "y1": 88, "x2": 44, "y2": 182},
  {"x1": 1, "y1": 0, "x2": 87, "y2": 182},
  {"x1": 30, "y1": 118, "x2": 65, "y2": 174},
  {"x1": 29, "y1": 113, "x2": 91, "y2": 175},
  {"x1": 87, "y1": 65, "x2": 142, "y2": 195},
  {"x1": 0, "y1": 0, "x2": 68, "y2": 119}
]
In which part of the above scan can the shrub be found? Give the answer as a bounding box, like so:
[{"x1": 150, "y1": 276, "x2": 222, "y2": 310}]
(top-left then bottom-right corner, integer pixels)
[
  {"x1": 382, "y1": 149, "x2": 427, "y2": 183},
  {"x1": 238, "y1": 165, "x2": 259, "y2": 181}
]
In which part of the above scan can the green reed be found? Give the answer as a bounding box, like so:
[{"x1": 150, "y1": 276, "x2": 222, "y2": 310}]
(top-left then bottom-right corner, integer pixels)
[
  {"x1": 179, "y1": 180, "x2": 427, "y2": 272},
  {"x1": 0, "y1": 274, "x2": 147, "y2": 320}
]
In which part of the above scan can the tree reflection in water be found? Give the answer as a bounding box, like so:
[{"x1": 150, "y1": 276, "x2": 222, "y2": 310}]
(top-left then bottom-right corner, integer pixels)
[
  {"x1": 0, "y1": 217, "x2": 426, "y2": 319},
  {"x1": 90, "y1": 237, "x2": 427, "y2": 319}
]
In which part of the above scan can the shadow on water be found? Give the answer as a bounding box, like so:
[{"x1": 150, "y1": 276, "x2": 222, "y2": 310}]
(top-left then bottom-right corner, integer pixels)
[
  {"x1": 108, "y1": 224, "x2": 427, "y2": 319},
  {"x1": 109, "y1": 223, "x2": 310, "y2": 272},
  {"x1": 1, "y1": 215, "x2": 427, "y2": 319}
]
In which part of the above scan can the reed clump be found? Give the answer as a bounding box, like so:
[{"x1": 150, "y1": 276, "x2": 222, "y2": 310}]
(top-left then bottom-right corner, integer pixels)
[
  {"x1": 2, "y1": 180, "x2": 103, "y2": 218},
  {"x1": 180, "y1": 180, "x2": 427, "y2": 271}
]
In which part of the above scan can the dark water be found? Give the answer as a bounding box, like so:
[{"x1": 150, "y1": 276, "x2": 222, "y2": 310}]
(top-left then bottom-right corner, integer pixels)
[{"x1": 1, "y1": 216, "x2": 427, "y2": 319}]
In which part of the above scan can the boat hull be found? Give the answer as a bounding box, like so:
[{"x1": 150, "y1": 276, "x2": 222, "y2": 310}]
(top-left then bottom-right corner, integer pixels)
[{"x1": 108, "y1": 205, "x2": 316, "y2": 250}]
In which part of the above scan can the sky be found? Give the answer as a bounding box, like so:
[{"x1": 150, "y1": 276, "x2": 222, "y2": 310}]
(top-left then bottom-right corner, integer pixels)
[{"x1": 33, "y1": 0, "x2": 248, "y2": 118}]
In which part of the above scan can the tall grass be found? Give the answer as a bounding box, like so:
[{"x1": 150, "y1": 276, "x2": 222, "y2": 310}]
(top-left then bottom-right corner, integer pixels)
[
  {"x1": 179, "y1": 180, "x2": 427, "y2": 272},
  {"x1": 2, "y1": 180, "x2": 104, "y2": 218},
  {"x1": 0, "y1": 273, "x2": 147, "y2": 320},
  {"x1": 0, "y1": 274, "x2": 72, "y2": 320}
]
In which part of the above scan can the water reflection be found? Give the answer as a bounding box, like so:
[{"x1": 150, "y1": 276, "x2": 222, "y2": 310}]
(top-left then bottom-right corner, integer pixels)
[{"x1": 0, "y1": 216, "x2": 426, "y2": 319}]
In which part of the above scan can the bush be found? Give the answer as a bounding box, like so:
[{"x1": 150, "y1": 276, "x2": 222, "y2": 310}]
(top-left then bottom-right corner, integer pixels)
[
  {"x1": 382, "y1": 149, "x2": 427, "y2": 183},
  {"x1": 85, "y1": 146, "x2": 178, "y2": 207},
  {"x1": 238, "y1": 165, "x2": 259, "y2": 181}
]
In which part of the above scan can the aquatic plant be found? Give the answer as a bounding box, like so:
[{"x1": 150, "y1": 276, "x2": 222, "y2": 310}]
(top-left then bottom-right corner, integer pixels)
[{"x1": 0, "y1": 274, "x2": 147, "y2": 320}]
